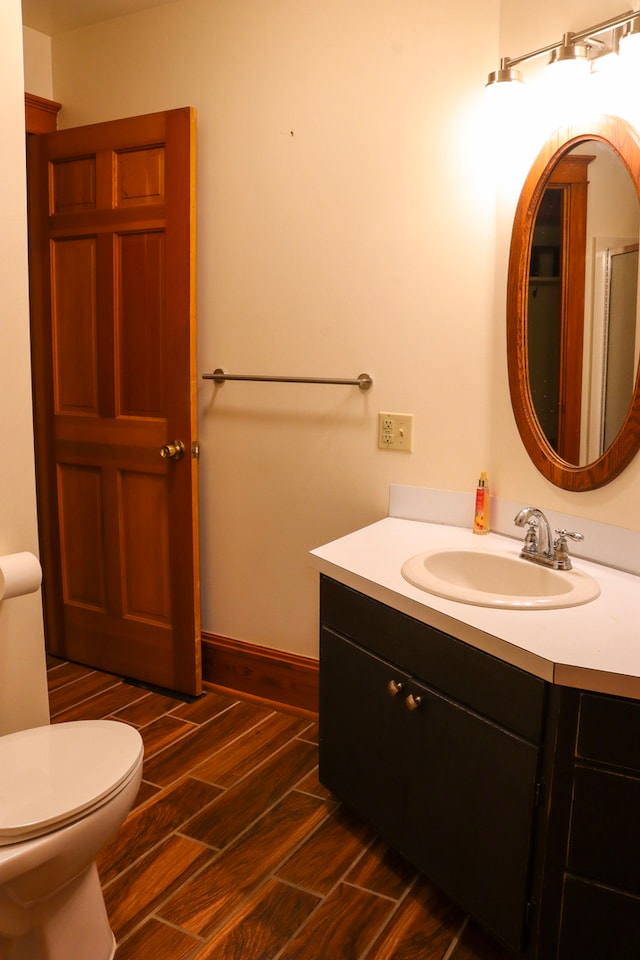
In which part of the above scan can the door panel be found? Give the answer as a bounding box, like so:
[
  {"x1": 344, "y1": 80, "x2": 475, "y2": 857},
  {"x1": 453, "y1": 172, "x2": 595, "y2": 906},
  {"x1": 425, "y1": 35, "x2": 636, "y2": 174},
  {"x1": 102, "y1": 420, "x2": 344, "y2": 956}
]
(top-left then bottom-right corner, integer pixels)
[
  {"x1": 52, "y1": 237, "x2": 99, "y2": 413},
  {"x1": 51, "y1": 155, "x2": 96, "y2": 211},
  {"x1": 117, "y1": 232, "x2": 165, "y2": 416},
  {"x1": 58, "y1": 463, "x2": 106, "y2": 609},
  {"x1": 120, "y1": 470, "x2": 172, "y2": 622},
  {"x1": 28, "y1": 108, "x2": 201, "y2": 695}
]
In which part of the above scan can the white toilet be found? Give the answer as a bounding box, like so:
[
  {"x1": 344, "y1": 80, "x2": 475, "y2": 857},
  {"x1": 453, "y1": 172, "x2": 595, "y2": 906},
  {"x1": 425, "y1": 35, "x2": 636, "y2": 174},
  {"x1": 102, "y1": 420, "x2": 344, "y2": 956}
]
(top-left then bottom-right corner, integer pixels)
[{"x1": 0, "y1": 717, "x2": 144, "y2": 960}]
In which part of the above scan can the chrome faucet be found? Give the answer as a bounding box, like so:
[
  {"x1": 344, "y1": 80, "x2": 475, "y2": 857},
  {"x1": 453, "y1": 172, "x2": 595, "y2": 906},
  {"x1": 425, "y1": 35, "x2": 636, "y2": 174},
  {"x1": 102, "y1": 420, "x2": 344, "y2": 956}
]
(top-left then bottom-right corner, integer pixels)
[{"x1": 514, "y1": 506, "x2": 584, "y2": 571}]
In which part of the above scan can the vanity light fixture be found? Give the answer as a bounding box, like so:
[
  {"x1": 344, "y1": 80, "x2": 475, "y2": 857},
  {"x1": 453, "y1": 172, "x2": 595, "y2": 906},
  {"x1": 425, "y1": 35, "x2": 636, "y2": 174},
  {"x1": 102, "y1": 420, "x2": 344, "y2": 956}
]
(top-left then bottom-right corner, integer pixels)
[
  {"x1": 486, "y1": 58, "x2": 523, "y2": 90},
  {"x1": 484, "y1": 57, "x2": 525, "y2": 116},
  {"x1": 615, "y1": 14, "x2": 640, "y2": 113},
  {"x1": 619, "y1": 14, "x2": 640, "y2": 56},
  {"x1": 485, "y1": 8, "x2": 640, "y2": 93},
  {"x1": 546, "y1": 34, "x2": 591, "y2": 80}
]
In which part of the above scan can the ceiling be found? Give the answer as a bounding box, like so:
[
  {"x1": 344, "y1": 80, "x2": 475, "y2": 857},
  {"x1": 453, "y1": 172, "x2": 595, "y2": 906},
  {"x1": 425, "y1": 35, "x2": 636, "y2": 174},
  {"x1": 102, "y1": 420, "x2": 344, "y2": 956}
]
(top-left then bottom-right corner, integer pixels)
[{"x1": 21, "y1": 0, "x2": 173, "y2": 35}]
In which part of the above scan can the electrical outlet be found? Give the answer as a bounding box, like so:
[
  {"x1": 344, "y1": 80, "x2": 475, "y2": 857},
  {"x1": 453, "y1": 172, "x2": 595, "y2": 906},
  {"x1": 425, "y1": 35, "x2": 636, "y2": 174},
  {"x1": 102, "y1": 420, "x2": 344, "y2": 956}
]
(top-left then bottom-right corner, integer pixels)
[{"x1": 378, "y1": 412, "x2": 414, "y2": 452}]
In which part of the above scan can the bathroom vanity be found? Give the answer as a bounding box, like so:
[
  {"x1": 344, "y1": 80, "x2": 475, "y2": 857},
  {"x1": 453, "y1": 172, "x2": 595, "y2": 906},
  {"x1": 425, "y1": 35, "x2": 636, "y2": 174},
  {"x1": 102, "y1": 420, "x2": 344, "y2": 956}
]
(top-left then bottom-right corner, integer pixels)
[{"x1": 311, "y1": 512, "x2": 640, "y2": 959}]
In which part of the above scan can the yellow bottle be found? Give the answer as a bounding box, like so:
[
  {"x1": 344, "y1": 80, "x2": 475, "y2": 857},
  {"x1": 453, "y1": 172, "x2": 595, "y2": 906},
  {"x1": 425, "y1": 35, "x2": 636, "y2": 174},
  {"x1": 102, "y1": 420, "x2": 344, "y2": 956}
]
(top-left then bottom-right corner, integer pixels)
[{"x1": 473, "y1": 472, "x2": 490, "y2": 535}]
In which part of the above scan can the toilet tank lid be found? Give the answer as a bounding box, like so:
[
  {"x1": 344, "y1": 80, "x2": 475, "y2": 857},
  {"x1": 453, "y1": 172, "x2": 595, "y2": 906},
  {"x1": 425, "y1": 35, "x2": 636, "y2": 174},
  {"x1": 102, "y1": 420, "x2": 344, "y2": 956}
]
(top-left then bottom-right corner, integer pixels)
[{"x1": 0, "y1": 720, "x2": 143, "y2": 841}]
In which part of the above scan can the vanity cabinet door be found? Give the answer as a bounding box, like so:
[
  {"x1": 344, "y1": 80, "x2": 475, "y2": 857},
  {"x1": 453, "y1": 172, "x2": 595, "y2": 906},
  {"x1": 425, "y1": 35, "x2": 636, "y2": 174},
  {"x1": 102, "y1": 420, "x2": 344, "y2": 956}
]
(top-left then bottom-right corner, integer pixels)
[
  {"x1": 319, "y1": 626, "x2": 540, "y2": 955},
  {"x1": 319, "y1": 626, "x2": 409, "y2": 851},
  {"x1": 405, "y1": 677, "x2": 540, "y2": 954}
]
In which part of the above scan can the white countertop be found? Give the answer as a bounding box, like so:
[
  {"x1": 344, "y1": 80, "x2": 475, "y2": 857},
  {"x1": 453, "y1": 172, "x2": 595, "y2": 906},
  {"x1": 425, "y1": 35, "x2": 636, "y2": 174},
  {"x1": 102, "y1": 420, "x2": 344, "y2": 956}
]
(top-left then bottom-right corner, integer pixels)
[{"x1": 310, "y1": 517, "x2": 640, "y2": 700}]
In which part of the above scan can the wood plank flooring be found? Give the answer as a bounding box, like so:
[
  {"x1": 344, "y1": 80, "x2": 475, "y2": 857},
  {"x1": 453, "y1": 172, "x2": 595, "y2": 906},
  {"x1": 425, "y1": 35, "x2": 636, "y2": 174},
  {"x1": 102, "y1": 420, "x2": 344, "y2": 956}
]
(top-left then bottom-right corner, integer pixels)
[{"x1": 47, "y1": 659, "x2": 514, "y2": 960}]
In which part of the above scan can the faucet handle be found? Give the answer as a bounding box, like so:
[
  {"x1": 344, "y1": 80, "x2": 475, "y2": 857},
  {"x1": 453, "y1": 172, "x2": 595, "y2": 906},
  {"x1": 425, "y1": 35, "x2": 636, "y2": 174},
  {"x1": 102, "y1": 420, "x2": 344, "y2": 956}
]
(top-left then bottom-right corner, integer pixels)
[
  {"x1": 522, "y1": 517, "x2": 539, "y2": 551},
  {"x1": 553, "y1": 528, "x2": 584, "y2": 569},
  {"x1": 554, "y1": 528, "x2": 584, "y2": 543}
]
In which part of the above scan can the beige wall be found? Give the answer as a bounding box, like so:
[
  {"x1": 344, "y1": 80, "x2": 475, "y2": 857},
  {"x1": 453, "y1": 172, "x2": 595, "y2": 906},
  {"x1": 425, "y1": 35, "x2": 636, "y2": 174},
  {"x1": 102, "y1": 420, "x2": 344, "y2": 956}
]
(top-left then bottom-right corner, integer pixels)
[
  {"x1": 0, "y1": 1, "x2": 49, "y2": 734},
  {"x1": 23, "y1": 25, "x2": 53, "y2": 99},
  {"x1": 20, "y1": 0, "x2": 640, "y2": 663}
]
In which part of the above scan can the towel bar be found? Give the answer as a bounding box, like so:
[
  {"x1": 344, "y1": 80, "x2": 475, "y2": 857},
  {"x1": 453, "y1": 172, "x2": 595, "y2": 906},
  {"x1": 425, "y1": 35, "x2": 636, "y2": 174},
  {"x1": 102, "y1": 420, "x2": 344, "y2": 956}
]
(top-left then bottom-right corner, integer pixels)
[{"x1": 203, "y1": 368, "x2": 373, "y2": 391}]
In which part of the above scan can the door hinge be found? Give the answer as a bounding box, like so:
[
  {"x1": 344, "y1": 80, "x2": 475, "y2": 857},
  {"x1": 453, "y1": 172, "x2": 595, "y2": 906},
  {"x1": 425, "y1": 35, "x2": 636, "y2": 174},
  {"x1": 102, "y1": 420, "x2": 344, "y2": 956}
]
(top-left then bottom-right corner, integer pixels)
[{"x1": 526, "y1": 897, "x2": 536, "y2": 926}]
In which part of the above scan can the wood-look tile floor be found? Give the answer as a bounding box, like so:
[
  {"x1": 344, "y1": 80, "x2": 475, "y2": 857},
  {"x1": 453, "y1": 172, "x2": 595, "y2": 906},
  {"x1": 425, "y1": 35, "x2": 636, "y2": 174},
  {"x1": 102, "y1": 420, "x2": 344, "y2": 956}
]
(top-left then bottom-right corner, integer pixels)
[{"x1": 47, "y1": 659, "x2": 513, "y2": 960}]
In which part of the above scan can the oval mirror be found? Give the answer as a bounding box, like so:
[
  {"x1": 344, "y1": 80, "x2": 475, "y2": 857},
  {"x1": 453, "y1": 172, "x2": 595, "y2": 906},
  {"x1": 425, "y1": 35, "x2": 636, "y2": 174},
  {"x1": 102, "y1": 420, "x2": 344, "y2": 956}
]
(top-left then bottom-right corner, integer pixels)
[{"x1": 507, "y1": 115, "x2": 640, "y2": 491}]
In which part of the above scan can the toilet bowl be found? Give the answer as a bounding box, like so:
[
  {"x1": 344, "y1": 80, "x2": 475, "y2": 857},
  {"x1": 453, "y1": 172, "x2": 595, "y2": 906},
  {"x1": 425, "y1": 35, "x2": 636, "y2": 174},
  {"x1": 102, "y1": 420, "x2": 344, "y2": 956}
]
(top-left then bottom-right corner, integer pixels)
[{"x1": 0, "y1": 719, "x2": 144, "y2": 960}]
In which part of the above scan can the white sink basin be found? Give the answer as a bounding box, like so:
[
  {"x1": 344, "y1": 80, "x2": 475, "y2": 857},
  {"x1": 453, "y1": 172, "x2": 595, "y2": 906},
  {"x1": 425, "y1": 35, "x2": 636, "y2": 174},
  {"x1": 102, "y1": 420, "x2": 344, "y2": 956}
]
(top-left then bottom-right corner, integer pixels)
[{"x1": 401, "y1": 547, "x2": 600, "y2": 610}]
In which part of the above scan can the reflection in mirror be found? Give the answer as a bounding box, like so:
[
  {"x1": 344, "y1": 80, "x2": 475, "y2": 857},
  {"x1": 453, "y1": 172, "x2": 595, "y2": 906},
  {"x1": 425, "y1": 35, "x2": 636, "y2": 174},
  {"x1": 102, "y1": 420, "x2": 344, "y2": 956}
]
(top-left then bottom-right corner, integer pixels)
[
  {"x1": 529, "y1": 190, "x2": 561, "y2": 450},
  {"x1": 596, "y1": 241, "x2": 639, "y2": 452},
  {"x1": 508, "y1": 116, "x2": 640, "y2": 490},
  {"x1": 527, "y1": 142, "x2": 640, "y2": 466}
]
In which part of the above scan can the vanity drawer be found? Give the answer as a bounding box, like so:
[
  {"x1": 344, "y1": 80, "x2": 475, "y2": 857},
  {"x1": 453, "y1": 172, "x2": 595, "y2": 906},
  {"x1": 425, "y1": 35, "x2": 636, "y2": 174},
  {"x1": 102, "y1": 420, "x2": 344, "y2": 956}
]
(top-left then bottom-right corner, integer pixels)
[
  {"x1": 567, "y1": 764, "x2": 640, "y2": 896},
  {"x1": 577, "y1": 692, "x2": 640, "y2": 772},
  {"x1": 320, "y1": 576, "x2": 546, "y2": 742},
  {"x1": 558, "y1": 876, "x2": 640, "y2": 960}
]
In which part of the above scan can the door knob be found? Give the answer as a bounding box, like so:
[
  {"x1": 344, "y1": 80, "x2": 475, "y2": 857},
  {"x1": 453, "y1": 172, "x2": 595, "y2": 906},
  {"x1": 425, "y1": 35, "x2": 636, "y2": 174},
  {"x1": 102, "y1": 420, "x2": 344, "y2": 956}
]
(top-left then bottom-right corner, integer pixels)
[
  {"x1": 160, "y1": 440, "x2": 185, "y2": 461},
  {"x1": 387, "y1": 679, "x2": 404, "y2": 697},
  {"x1": 405, "y1": 693, "x2": 423, "y2": 711}
]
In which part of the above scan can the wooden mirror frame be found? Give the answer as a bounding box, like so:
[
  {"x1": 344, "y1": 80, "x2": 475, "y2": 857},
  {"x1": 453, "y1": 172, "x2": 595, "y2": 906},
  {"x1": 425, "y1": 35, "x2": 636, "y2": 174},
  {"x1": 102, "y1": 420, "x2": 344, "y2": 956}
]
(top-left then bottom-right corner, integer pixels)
[{"x1": 507, "y1": 115, "x2": 640, "y2": 491}]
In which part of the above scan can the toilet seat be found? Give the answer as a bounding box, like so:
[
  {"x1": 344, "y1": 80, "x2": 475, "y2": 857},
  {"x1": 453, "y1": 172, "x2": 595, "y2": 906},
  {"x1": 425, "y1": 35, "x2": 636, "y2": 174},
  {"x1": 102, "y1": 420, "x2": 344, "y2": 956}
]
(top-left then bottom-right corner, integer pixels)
[{"x1": 0, "y1": 720, "x2": 144, "y2": 845}]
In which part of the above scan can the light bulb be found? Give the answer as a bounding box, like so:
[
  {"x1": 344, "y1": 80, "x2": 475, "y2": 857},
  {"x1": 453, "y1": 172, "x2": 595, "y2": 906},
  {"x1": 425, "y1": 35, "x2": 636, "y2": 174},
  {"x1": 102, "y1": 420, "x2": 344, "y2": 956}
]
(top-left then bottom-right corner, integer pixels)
[
  {"x1": 484, "y1": 65, "x2": 525, "y2": 135},
  {"x1": 619, "y1": 18, "x2": 640, "y2": 61},
  {"x1": 616, "y1": 17, "x2": 640, "y2": 125},
  {"x1": 590, "y1": 50, "x2": 621, "y2": 114},
  {"x1": 543, "y1": 40, "x2": 592, "y2": 127}
]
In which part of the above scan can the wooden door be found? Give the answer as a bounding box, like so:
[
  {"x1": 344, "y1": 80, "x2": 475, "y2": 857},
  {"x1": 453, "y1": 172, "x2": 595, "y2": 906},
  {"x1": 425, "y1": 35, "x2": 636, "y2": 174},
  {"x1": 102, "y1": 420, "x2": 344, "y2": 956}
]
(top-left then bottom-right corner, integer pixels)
[{"x1": 28, "y1": 108, "x2": 201, "y2": 696}]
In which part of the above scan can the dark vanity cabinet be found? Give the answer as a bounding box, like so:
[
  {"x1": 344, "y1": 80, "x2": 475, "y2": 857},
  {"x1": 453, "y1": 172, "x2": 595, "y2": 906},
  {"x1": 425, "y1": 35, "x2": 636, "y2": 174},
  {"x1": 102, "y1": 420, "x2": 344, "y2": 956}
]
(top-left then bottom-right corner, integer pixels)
[
  {"x1": 318, "y1": 575, "x2": 640, "y2": 959},
  {"x1": 319, "y1": 576, "x2": 548, "y2": 955},
  {"x1": 548, "y1": 691, "x2": 640, "y2": 959}
]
